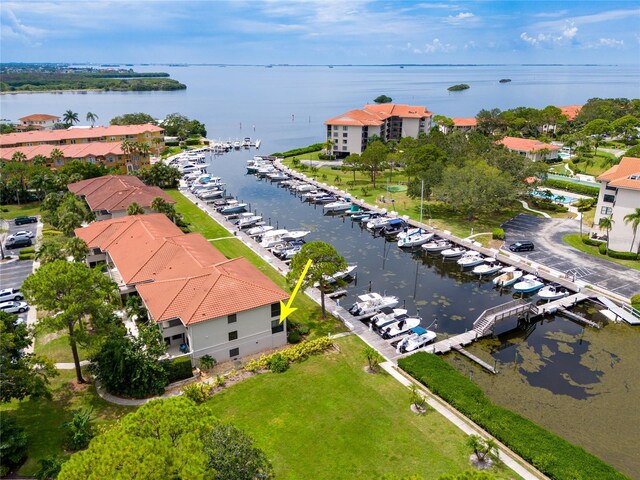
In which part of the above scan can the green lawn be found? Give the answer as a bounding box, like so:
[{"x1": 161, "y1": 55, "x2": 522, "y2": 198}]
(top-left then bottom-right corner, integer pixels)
[
  {"x1": 206, "y1": 335, "x2": 516, "y2": 480},
  {"x1": 0, "y1": 368, "x2": 133, "y2": 476},
  {"x1": 35, "y1": 333, "x2": 90, "y2": 363},
  {"x1": 166, "y1": 189, "x2": 345, "y2": 337},
  {"x1": 572, "y1": 152, "x2": 617, "y2": 176},
  {"x1": 0, "y1": 202, "x2": 42, "y2": 220},
  {"x1": 562, "y1": 234, "x2": 640, "y2": 271}
]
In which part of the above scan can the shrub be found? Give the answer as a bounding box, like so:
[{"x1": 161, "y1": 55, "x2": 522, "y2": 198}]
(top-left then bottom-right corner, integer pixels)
[
  {"x1": 64, "y1": 408, "x2": 94, "y2": 451},
  {"x1": 631, "y1": 294, "x2": 640, "y2": 310},
  {"x1": 530, "y1": 197, "x2": 568, "y2": 213},
  {"x1": 543, "y1": 179, "x2": 599, "y2": 197},
  {"x1": 42, "y1": 229, "x2": 63, "y2": 238},
  {"x1": 399, "y1": 353, "x2": 627, "y2": 480},
  {"x1": 607, "y1": 250, "x2": 639, "y2": 260},
  {"x1": 35, "y1": 455, "x2": 65, "y2": 480},
  {"x1": 581, "y1": 235, "x2": 603, "y2": 247},
  {"x1": 199, "y1": 354, "x2": 216, "y2": 370},
  {"x1": 0, "y1": 415, "x2": 28, "y2": 477},
  {"x1": 182, "y1": 382, "x2": 212, "y2": 403},
  {"x1": 318, "y1": 153, "x2": 336, "y2": 160},
  {"x1": 165, "y1": 356, "x2": 194, "y2": 383},
  {"x1": 492, "y1": 228, "x2": 505, "y2": 240},
  {"x1": 598, "y1": 243, "x2": 607, "y2": 255},
  {"x1": 363, "y1": 345, "x2": 383, "y2": 373},
  {"x1": 165, "y1": 141, "x2": 180, "y2": 147},
  {"x1": 214, "y1": 374, "x2": 225, "y2": 388},
  {"x1": 244, "y1": 336, "x2": 334, "y2": 372},
  {"x1": 19, "y1": 253, "x2": 35, "y2": 260},
  {"x1": 19, "y1": 246, "x2": 35, "y2": 254},
  {"x1": 184, "y1": 138, "x2": 200, "y2": 146},
  {"x1": 287, "y1": 330, "x2": 302, "y2": 344},
  {"x1": 268, "y1": 353, "x2": 289, "y2": 373},
  {"x1": 271, "y1": 143, "x2": 323, "y2": 158}
]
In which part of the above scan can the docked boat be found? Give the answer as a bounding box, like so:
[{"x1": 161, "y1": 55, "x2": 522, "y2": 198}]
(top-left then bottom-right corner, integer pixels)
[
  {"x1": 220, "y1": 202, "x2": 248, "y2": 215},
  {"x1": 260, "y1": 229, "x2": 291, "y2": 248},
  {"x1": 457, "y1": 251, "x2": 485, "y2": 268},
  {"x1": 274, "y1": 245, "x2": 302, "y2": 260},
  {"x1": 313, "y1": 195, "x2": 338, "y2": 204},
  {"x1": 396, "y1": 326, "x2": 437, "y2": 353},
  {"x1": 441, "y1": 246, "x2": 466, "y2": 258},
  {"x1": 366, "y1": 215, "x2": 396, "y2": 231},
  {"x1": 493, "y1": 269, "x2": 523, "y2": 287},
  {"x1": 472, "y1": 259, "x2": 503, "y2": 276},
  {"x1": 380, "y1": 314, "x2": 421, "y2": 339},
  {"x1": 267, "y1": 172, "x2": 289, "y2": 182},
  {"x1": 538, "y1": 283, "x2": 570, "y2": 300},
  {"x1": 348, "y1": 292, "x2": 399, "y2": 316},
  {"x1": 370, "y1": 307, "x2": 409, "y2": 330},
  {"x1": 513, "y1": 274, "x2": 544, "y2": 293},
  {"x1": 294, "y1": 183, "x2": 316, "y2": 193},
  {"x1": 422, "y1": 239, "x2": 452, "y2": 252},
  {"x1": 381, "y1": 219, "x2": 408, "y2": 237},
  {"x1": 397, "y1": 229, "x2": 434, "y2": 248},
  {"x1": 237, "y1": 215, "x2": 262, "y2": 228},
  {"x1": 247, "y1": 225, "x2": 274, "y2": 236},
  {"x1": 324, "y1": 200, "x2": 352, "y2": 212},
  {"x1": 198, "y1": 189, "x2": 225, "y2": 200},
  {"x1": 281, "y1": 230, "x2": 311, "y2": 242},
  {"x1": 320, "y1": 265, "x2": 358, "y2": 285}
]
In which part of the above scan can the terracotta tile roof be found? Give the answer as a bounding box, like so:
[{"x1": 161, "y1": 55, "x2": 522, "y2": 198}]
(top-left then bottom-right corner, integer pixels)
[
  {"x1": 498, "y1": 136, "x2": 560, "y2": 153},
  {"x1": 137, "y1": 258, "x2": 288, "y2": 325},
  {"x1": 451, "y1": 117, "x2": 477, "y2": 127},
  {"x1": 325, "y1": 109, "x2": 384, "y2": 126},
  {"x1": 0, "y1": 142, "x2": 124, "y2": 161},
  {"x1": 598, "y1": 157, "x2": 640, "y2": 191},
  {"x1": 68, "y1": 175, "x2": 174, "y2": 213},
  {"x1": 558, "y1": 105, "x2": 582, "y2": 121},
  {"x1": 0, "y1": 124, "x2": 163, "y2": 147},
  {"x1": 325, "y1": 104, "x2": 432, "y2": 126},
  {"x1": 19, "y1": 114, "x2": 59, "y2": 122}
]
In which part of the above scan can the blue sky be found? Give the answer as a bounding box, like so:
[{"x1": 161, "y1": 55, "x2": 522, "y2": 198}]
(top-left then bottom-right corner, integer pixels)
[{"x1": 1, "y1": 0, "x2": 639, "y2": 64}]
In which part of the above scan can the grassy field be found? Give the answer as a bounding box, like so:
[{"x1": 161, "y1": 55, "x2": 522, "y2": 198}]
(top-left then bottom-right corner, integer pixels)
[
  {"x1": 563, "y1": 234, "x2": 640, "y2": 271},
  {"x1": 34, "y1": 333, "x2": 90, "y2": 363},
  {"x1": 284, "y1": 159, "x2": 532, "y2": 239},
  {"x1": 0, "y1": 202, "x2": 42, "y2": 220},
  {"x1": 0, "y1": 368, "x2": 133, "y2": 476},
  {"x1": 166, "y1": 189, "x2": 345, "y2": 337},
  {"x1": 206, "y1": 335, "x2": 516, "y2": 480},
  {"x1": 572, "y1": 152, "x2": 617, "y2": 176}
]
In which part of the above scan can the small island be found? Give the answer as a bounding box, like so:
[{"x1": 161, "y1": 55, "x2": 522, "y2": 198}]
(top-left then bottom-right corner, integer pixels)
[
  {"x1": 0, "y1": 64, "x2": 186, "y2": 93},
  {"x1": 499, "y1": 78, "x2": 512, "y2": 83},
  {"x1": 447, "y1": 83, "x2": 470, "y2": 92}
]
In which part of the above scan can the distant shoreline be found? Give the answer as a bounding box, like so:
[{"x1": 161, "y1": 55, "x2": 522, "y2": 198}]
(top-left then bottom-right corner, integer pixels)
[{"x1": 0, "y1": 89, "x2": 104, "y2": 95}]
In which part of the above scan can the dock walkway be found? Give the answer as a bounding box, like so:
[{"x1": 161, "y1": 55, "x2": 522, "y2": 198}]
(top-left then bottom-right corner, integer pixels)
[
  {"x1": 452, "y1": 346, "x2": 498, "y2": 374},
  {"x1": 595, "y1": 296, "x2": 640, "y2": 325}
]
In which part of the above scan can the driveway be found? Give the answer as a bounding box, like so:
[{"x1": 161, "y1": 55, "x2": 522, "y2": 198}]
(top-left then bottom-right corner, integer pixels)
[{"x1": 501, "y1": 213, "x2": 640, "y2": 299}]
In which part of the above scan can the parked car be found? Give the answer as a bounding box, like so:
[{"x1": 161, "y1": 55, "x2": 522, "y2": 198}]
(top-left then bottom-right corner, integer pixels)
[
  {"x1": 7, "y1": 231, "x2": 35, "y2": 241},
  {"x1": 4, "y1": 237, "x2": 32, "y2": 249},
  {"x1": 14, "y1": 216, "x2": 37, "y2": 225},
  {"x1": 509, "y1": 240, "x2": 535, "y2": 252},
  {"x1": 0, "y1": 288, "x2": 24, "y2": 302},
  {"x1": 0, "y1": 301, "x2": 29, "y2": 314}
]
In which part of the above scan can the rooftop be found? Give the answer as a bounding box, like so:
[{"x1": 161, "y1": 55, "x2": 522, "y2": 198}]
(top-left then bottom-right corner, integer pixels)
[
  {"x1": 325, "y1": 104, "x2": 432, "y2": 126},
  {"x1": 0, "y1": 142, "x2": 124, "y2": 162},
  {"x1": 19, "y1": 114, "x2": 60, "y2": 122},
  {"x1": 498, "y1": 136, "x2": 560, "y2": 153},
  {"x1": 558, "y1": 105, "x2": 582, "y2": 121},
  {"x1": 598, "y1": 156, "x2": 640, "y2": 191},
  {"x1": 451, "y1": 117, "x2": 478, "y2": 127}
]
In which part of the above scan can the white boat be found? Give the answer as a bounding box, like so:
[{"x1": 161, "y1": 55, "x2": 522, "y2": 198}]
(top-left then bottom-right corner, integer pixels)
[
  {"x1": 538, "y1": 283, "x2": 570, "y2": 300},
  {"x1": 457, "y1": 251, "x2": 485, "y2": 267},
  {"x1": 275, "y1": 245, "x2": 302, "y2": 260},
  {"x1": 513, "y1": 274, "x2": 544, "y2": 293},
  {"x1": 220, "y1": 203, "x2": 247, "y2": 215},
  {"x1": 281, "y1": 230, "x2": 311, "y2": 242},
  {"x1": 348, "y1": 292, "x2": 399, "y2": 316},
  {"x1": 366, "y1": 216, "x2": 396, "y2": 231},
  {"x1": 259, "y1": 229, "x2": 291, "y2": 248},
  {"x1": 380, "y1": 315, "x2": 421, "y2": 339},
  {"x1": 422, "y1": 240, "x2": 452, "y2": 252},
  {"x1": 255, "y1": 139, "x2": 262, "y2": 149},
  {"x1": 295, "y1": 183, "x2": 316, "y2": 193},
  {"x1": 441, "y1": 247, "x2": 466, "y2": 258},
  {"x1": 472, "y1": 259, "x2": 503, "y2": 276},
  {"x1": 320, "y1": 265, "x2": 357, "y2": 285},
  {"x1": 237, "y1": 215, "x2": 262, "y2": 228},
  {"x1": 198, "y1": 189, "x2": 224, "y2": 200},
  {"x1": 397, "y1": 229, "x2": 434, "y2": 248},
  {"x1": 370, "y1": 307, "x2": 409, "y2": 330},
  {"x1": 397, "y1": 326, "x2": 437, "y2": 353},
  {"x1": 267, "y1": 173, "x2": 289, "y2": 182},
  {"x1": 233, "y1": 141, "x2": 241, "y2": 149},
  {"x1": 247, "y1": 225, "x2": 274, "y2": 236},
  {"x1": 493, "y1": 269, "x2": 523, "y2": 287},
  {"x1": 323, "y1": 200, "x2": 352, "y2": 212}
]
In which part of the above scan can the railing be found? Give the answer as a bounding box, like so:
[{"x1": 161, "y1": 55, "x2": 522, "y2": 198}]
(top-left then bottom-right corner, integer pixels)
[
  {"x1": 622, "y1": 303, "x2": 640, "y2": 320},
  {"x1": 473, "y1": 299, "x2": 532, "y2": 336}
]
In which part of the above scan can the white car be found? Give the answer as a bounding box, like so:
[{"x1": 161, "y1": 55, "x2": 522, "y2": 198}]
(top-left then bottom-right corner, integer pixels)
[
  {"x1": 0, "y1": 288, "x2": 24, "y2": 302},
  {"x1": 8, "y1": 231, "x2": 35, "y2": 241},
  {"x1": 0, "y1": 301, "x2": 30, "y2": 314}
]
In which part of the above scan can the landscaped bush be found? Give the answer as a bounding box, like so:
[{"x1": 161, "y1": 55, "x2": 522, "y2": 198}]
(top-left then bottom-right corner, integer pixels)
[
  {"x1": 287, "y1": 330, "x2": 302, "y2": 344},
  {"x1": 268, "y1": 353, "x2": 289, "y2": 373},
  {"x1": 244, "y1": 336, "x2": 333, "y2": 372},
  {"x1": 42, "y1": 229, "x2": 63, "y2": 238},
  {"x1": 18, "y1": 253, "x2": 35, "y2": 260},
  {"x1": 631, "y1": 294, "x2": 640, "y2": 310},
  {"x1": 543, "y1": 179, "x2": 600, "y2": 197},
  {"x1": 491, "y1": 228, "x2": 505, "y2": 240},
  {"x1": 165, "y1": 141, "x2": 180, "y2": 147},
  {"x1": 19, "y1": 246, "x2": 35, "y2": 254},
  {"x1": 271, "y1": 143, "x2": 323, "y2": 158},
  {"x1": 164, "y1": 356, "x2": 194, "y2": 383},
  {"x1": 607, "y1": 249, "x2": 639, "y2": 260},
  {"x1": 184, "y1": 138, "x2": 200, "y2": 146},
  {"x1": 598, "y1": 243, "x2": 607, "y2": 255},
  {"x1": 0, "y1": 415, "x2": 28, "y2": 477},
  {"x1": 581, "y1": 235, "x2": 603, "y2": 247},
  {"x1": 530, "y1": 197, "x2": 569, "y2": 213},
  {"x1": 398, "y1": 353, "x2": 628, "y2": 480},
  {"x1": 318, "y1": 153, "x2": 336, "y2": 160},
  {"x1": 182, "y1": 382, "x2": 212, "y2": 403}
]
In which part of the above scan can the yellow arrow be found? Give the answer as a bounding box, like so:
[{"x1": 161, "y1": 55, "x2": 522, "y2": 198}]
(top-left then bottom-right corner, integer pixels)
[{"x1": 280, "y1": 258, "x2": 313, "y2": 323}]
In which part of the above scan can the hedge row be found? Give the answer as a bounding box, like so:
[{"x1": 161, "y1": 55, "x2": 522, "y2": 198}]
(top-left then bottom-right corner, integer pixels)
[
  {"x1": 244, "y1": 336, "x2": 334, "y2": 372},
  {"x1": 163, "y1": 356, "x2": 193, "y2": 383},
  {"x1": 607, "y1": 249, "x2": 639, "y2": 260},
  {"x1": 582, "y1": 235, "x2": 603, "y2": 246},
  {"x1": 543, "y1": 179, "x2": 599, "y2": 197},
  {"x1": 530, "y1": 197, "x2": 568, "y2": 213},
  {"x1": 398, "y1": 352, "x2": 628, "y2": 480},
  {"x1": 271, "y1": 143, "x2": 324, "y2": 158},
  {"x1": 581, "y1": 236, "x2": 639, "y2": 260}
]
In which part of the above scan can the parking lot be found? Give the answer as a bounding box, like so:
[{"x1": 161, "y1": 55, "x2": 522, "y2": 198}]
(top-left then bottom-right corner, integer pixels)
[
  {"x1": 501, "y1": 213, "x2": 640, "y2": 299},
  {"x1": 1, "y1": 218, "x2": 37, "y2": 290}
]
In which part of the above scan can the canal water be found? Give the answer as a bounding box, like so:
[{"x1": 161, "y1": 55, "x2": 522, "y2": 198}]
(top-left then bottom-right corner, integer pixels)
[{"x1": 209, "y1": 148, "x2": 640, "y2": 477}]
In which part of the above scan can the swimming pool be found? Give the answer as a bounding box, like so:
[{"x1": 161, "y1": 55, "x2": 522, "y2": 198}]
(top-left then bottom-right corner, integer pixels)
[{"x1": 529, "y1": 190, "x2": 577, "y2": 203}]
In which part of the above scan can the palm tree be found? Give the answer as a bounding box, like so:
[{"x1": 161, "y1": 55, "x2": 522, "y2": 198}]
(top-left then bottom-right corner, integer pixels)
[
  {"x1": 466, "y1": 435, "x2": 499, "y2": 467},
  {"x1": 36, "y1": 239, "x2": 67, "y2": 264},
  {"x1": 11, "y1": 151, "x2": 27, "y2": 164},
  {"x1": 598, "y1": 215, "x2": 614, "y2": 254},
  {"x1": 32, "y1": 154, "x2": 48, "y2": 167},
  {"x1": 151, "y1": 136, "x2": 164, "y2": 156},
  {"x1": 323, "y1": 138, "x2": 334, "y2": 156},
  {"x1": 50, "y1": 148, "x2": 65, "y2": 167},
  {"x1": 63, "y1": 110, "x2": 80, "y2": 127},
  {"x1": 120, "y1": 139, "x2": 135, "y2": 172},
  {"x1": 623, "y1": 208, "x2": 640, "y2": 253},
  {"x1": 127, "y1": 202, "x2": 145, "y2": 216},
  {"x1": 564, "y1": 138, "x2": 577, "y2": 159},
  {"x1": 86, "y1": 112, "x2": 98, "y2": 128}
]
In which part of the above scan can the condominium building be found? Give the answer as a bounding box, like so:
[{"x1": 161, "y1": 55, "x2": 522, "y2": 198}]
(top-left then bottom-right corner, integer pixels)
[
  {"x1": 18, "y1": 114, "x2": 60, "y2": 131},
  {"x1": 324, "y1": 104, "x2": 433, "y2": 156},
  {"x1": 75, "y1": 214, "x2": 289, "y2": 362},
  {"x1": 497, "y1": 136, "x2": 560, "y2": 161},
  {"x1": 438, "y1": 117, "x2": 477, "y2": 135},
  {"x1": 593, "y1": 157, "x2": 640, "y2": 253}
]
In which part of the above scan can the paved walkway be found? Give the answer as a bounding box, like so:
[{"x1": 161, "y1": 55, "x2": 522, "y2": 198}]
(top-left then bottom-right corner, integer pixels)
[{"x1": 519, "y1": 199, "x2": 551, "y2": 218}]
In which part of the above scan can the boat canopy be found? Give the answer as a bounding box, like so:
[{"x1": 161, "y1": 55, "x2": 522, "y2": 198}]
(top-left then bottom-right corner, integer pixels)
[
  {"x1": 388, "y1": 218, "x2": 405, "y2": 226},
  {"x1": 377, "y1": 306, "x2": 394, "y2": 315},
  {"x1": 410, "y1": 326, "x2": 427, "y2": 335}
]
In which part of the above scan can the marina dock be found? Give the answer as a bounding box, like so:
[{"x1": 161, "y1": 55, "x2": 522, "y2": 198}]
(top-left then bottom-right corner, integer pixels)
[{"x1": 452, "y1": 346, "x2": 498, "y2": 374}]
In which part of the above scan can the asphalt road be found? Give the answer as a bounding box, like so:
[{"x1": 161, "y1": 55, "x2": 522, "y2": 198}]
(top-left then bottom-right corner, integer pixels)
[
  {"x1": 501, "y1": 213, "x2": 640, "y2": 299},
  {"x1": 1, "y1": 218, "x2": 37, "y2": 290}
]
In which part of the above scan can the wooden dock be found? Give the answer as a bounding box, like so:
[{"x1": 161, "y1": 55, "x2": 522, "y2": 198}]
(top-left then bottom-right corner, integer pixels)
[
  {"x1": 453, "y1": 346, "x2": 497, "y2": 374},
  {"x1": 421, "y1": 330, "x2": 478, "y2": 354},
  {"x1": 534, "y1": 292, "x2": 588, "y2": 315}
]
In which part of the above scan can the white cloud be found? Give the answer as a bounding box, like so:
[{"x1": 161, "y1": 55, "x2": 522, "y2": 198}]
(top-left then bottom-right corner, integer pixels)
[
  {"x1": 445, "y1": 12, "x2": 475, "y2": 24},
  {"x1": 0, "y1": 8, "x2": 45, "y2": 45},
  {"x1": 534, "y1": 10, "x2": 568, "y2": 18},
  {"x1": 588, "y1": 38, "x2": 625, "y2": 48},
  {"x1": 520, "y1": 21, "x2": 578, "y2": 46},
  {"x1": 408, "y1": 38, "x2": 455, "y2": 54},
  {"x1": 534, "y1": 8, "x2": 640, "y2": 29}
]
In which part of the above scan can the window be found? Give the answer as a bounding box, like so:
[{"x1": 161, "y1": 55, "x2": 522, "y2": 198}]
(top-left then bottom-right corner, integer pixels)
[
  {"x1": 600, "y1": 206, "x2": 613, "y2": 215},
  {"x1": 271, "y1": 319, "x2": 284, "y2": 334},
  {"x1": 107, "y1": 156, "x2": 115, "y2": 163},
  {"x1": 605, "y1": 185, "x2": 617, "y2": 192},
  {"x1": 333, "y1": 125, "x2": 338, "y2": 130},
  {"x1": 171, "y1": 334, "x2": 183, "y2": 340},
  {"x1": 168, "y1": 319, "x2": 182, "y2": 328},
  {"x1": 227, "y1": 314, "x2": 237, "y2": 324},
  {"x1": 229, "y1": 347, "x2": 239, "y2": 358},
  {"x1": 343, "y1": 140, "x2": 347, "y2": 144},
  {"x1": 333, "y1": 132, "x2": 338, "y2": 137},
  {"x1": 110, "y1": 136, "x2": 116, "y2": 141},
  {"x1": 343, "y1": 126, "x2": 348, "y2": 131},
  {"x1": 228, "y1": 330, "x2": 238, "y2": 341},
  {"x1": 603, "y1": 194, "x2": 615, "y2": 203},
  {"x1": 342, "y1": 146, "x2": 347, "y2": 151},
  {"x1": 271, "y1": 302, "x2": 281, "y2": 317},
  {"x1": 343, "y1": 133, "x2": 348, "y2": 137}
]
